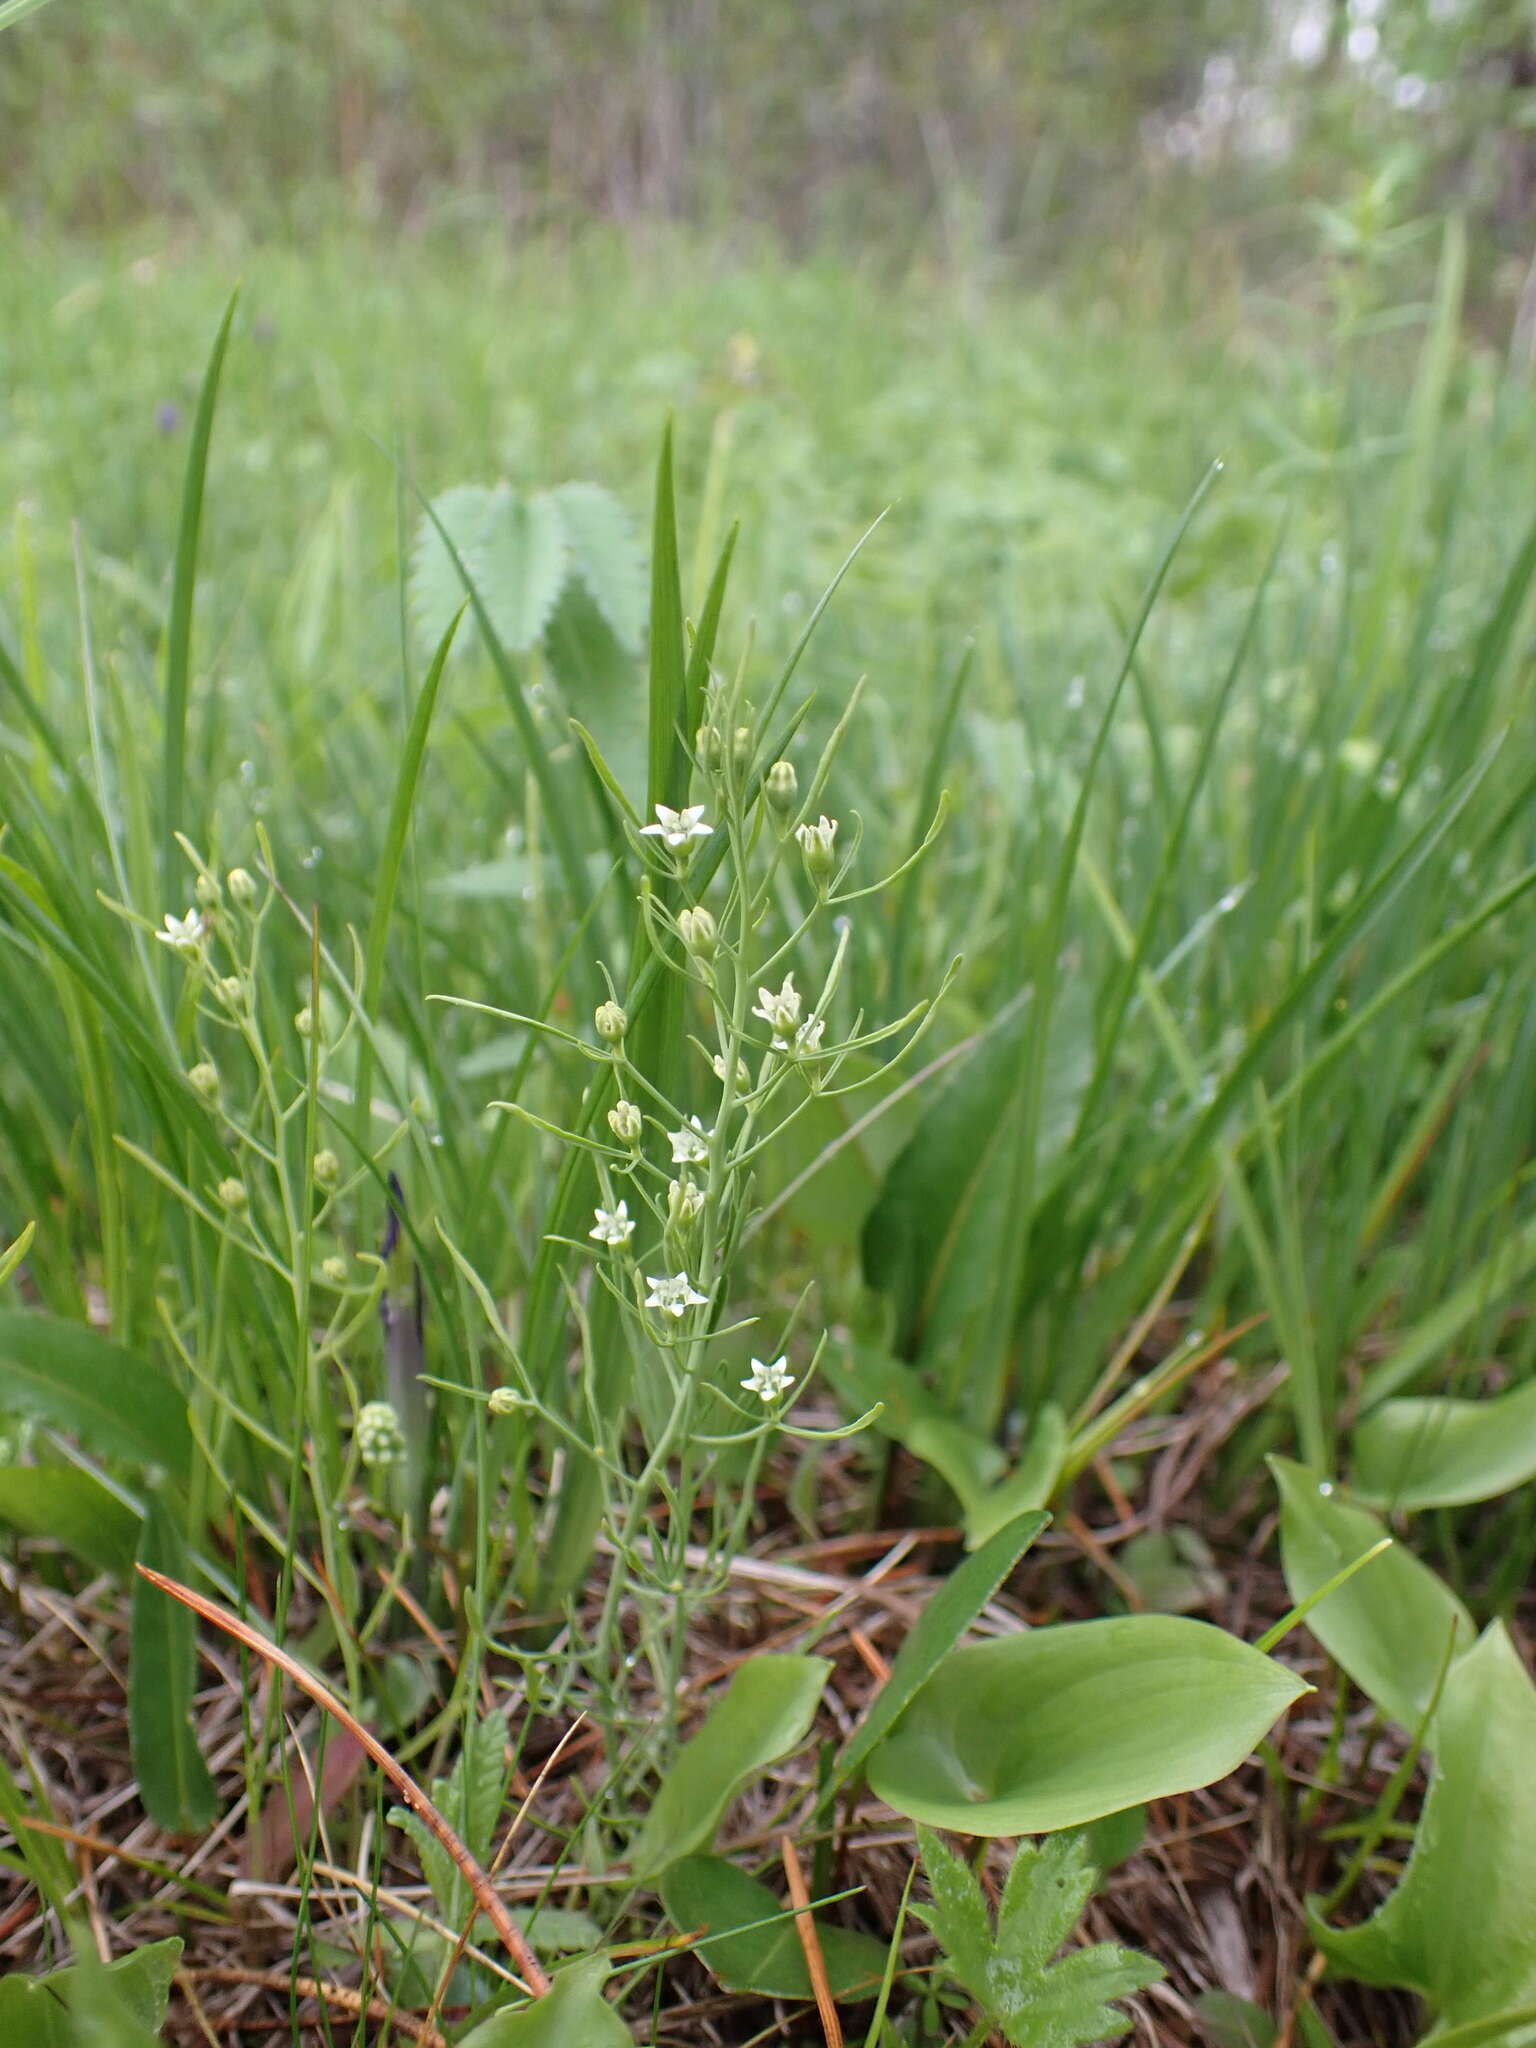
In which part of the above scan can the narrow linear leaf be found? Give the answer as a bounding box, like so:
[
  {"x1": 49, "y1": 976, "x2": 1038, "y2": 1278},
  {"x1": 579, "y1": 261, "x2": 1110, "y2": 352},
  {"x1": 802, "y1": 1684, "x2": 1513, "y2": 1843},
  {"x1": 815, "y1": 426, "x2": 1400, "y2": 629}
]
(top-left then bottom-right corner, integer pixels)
[{"x1": 131, "y1": 1499, "x2": 218, "y2": 1833}]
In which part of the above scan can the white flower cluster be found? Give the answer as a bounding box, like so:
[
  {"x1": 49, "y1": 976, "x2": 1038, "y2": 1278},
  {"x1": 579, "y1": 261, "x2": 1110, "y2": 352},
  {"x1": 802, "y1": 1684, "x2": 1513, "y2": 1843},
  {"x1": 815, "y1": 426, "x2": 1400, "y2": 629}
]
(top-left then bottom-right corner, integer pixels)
[{"x1": 355, "y1": 1400, "x2": 407, "y2": 1468}]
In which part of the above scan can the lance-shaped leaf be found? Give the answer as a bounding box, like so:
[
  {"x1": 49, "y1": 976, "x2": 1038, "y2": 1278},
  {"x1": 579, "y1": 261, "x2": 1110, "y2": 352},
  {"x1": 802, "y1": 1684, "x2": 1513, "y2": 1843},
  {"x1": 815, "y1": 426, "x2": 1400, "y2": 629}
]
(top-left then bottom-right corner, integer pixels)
[
  {"x1": 0, "y1": 1311, "x2": 191, "y2": 1481},
  {"x1": 659, "y1": 1854, "x2": 886, "y2": 1998},
  {"x1": 1351, "y1": 1380, "x2": 1536, "y2": 1511}
]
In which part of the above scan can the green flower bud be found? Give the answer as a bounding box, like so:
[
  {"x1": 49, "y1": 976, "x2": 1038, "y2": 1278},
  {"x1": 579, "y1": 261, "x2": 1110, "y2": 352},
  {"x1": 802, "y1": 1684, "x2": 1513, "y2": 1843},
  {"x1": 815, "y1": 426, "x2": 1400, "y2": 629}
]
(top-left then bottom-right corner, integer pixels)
[
  {"x1": 731, "y1": 725, "x2": 753, "y2": 774},
  {"x1": 765, "y1": 758, "x2": 798, "y2": 819},
  {"x1": 607, "y1": 1098, "x2": 642, "y2": 1144},
  {"x1": 355, "y1": 1399, "x2": 406, "y2": 1468},
  {"x1": 678, "y1": 906, "x2": 718, "y2": 959},
  {"x1": 217, "y1": 1177, "x2": 248, "y2": 1210},
  {"x1": 188, "y1": 1060, "x2": 220, "y2": 1099},
  {"x1": 313, "y1": 1148, "x2": 341, "y2": 1185},
  {"x1": 594, "y1": 999, "x2": 628, "y2": 1043},
  {"x1": 321, "y1": 1255, "x2": 349, "y2": 1285},
  {"x1": 227, "y1": 866, "x2": 258, "y2": 908},
  {"x1": 194, "y1": 872, "x2": 220, "y2": 907},
  {"x1": 795, "y1": 813, "x2": 839, "y2": 887},
  {"x1": 487, "y1": 1385, "x2": 527, "y2": 1418}
]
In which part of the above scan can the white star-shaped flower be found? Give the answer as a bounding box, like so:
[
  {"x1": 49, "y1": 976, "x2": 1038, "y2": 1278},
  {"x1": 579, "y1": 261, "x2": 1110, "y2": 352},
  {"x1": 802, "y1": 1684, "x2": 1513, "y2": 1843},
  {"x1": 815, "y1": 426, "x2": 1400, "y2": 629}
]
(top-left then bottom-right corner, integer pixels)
[
  {"x1": 752, "y1": 974, "x2": 801, "y2": 1043},
  {"x1": 741, "y1": 1355, "x2": 794, "y2": 1403},
  {"x1": 155, "y1": 908, "x2": 204, "y2": 953},
  {"x1": 793, "y1": 1016, "x2": 825, "y2": 1057},
  {"x1": 668, "y1": 1117, "x2": 712, "y2": 1165},
  {"x1": 589, "y1": 1201, "x2": 634, "y2": 1247},
  {"x1": 640, "y1": 804, "x2": 711, "y2": 850},
  {"x1": 668, "y1": 1176, "x2": 705, "y2": 1225},
  {"x1": 645, "y1": 1271, "x2": 709, "y2": 1319}
]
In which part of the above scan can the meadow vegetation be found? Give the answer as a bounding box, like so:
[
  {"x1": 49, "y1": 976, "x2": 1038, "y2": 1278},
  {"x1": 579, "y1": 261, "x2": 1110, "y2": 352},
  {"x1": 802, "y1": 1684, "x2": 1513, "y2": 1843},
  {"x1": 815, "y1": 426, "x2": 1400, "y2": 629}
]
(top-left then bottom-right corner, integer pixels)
[{"x1": 1, "y1": 84, "x2": 1536, "y2": 2048}]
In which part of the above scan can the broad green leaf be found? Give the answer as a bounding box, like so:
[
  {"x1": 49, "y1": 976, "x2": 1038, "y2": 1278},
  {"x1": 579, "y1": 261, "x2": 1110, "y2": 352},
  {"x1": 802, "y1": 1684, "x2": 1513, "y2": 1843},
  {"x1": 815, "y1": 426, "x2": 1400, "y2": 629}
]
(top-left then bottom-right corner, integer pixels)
[
  {"x1": 756, "y1": 1056, "x2": 925, "y2": 1252},
  {"x1": 823, "y1": 1346, "x2": 1004, "y2": 1514},
  {"x1": 868, "y1": 1615, "x2": 1306, "y2": 1836},
  {"x1": 456, "y1": 1957, "x2": 629, "y2": 2047},
  {"x1": 0, "y1": 1312, "x2": 191, "y2": 1481},
  {"x1": 130, "y1": 1500, "x2": 218, "y2": 1833},
  {"x1": 827, "y1": 1508, "x2": 1048, "y2": 1808},
  {"x1": 0, "y1": 1937, "x2": 181, "y2": 2046},
  {"x1": 1194, "y1": 1991, "x2": 1278, "y2": 2048},
  {"x1": 0, "y1": 1465, "x2": 139, "y2": 1573},
  {"x1": 1352, "y1": 1381, "x2": 1536, "y2": 1510},
  {"x1": 659, "y1": 1854, "x2": 887, "y2": 1998},
  {"x1": 629, "y1": 1654, "x2": 829, "y2": 1878},
  {"x1": 862, "y1": 991, "x2": 1089, "y2": 1366},
  {"x1": 964, "y1": 1403, "x2": 1069, "y2": 1549},
  {"x1": 1309, "y1": 1623, "x2": 1536, "y2": 2038},
  {"x1": 1271, "y1": 1457, "x2": 1474, "y2": 1731},
  {"x1": 550, "y1": 481, "x2": 646, "y2": 649},
  {"x1": 917, "y1": 1828, "x2": 1161, "y2": 2048}
]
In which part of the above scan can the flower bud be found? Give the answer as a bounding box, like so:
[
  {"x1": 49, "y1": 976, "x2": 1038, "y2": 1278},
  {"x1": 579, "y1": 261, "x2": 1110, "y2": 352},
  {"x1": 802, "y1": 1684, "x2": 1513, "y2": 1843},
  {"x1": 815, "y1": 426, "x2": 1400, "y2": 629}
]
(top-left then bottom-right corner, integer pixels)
[
  {"x1": 696, "y1": 722, "x2": 724, "y2": 772},
  {"x1": 678, "y1": 906, "x2": 718, "y2": 959},
  {"x1": 594, "y1": 999, "x2": 628, "y2": 1043},
  {"x1": 217, "y1": 975, "x2": 245, "y2": 1008},
  {"x1": 488, "y1": 1385, "x2": 527, "y2": 1418},
  {"x1": 217, "y1": 1177, "x2": 248, "y2": 1210},
  {"x1": 731, "y1": 725, "x2": 753, "y2": 775},
  {"x1": 313, "y1": 1148, "x2": 340, "y2": 1186},
  {"x1": 194, "y1": 872, "x2": 220, "y2": 907},
  {"x1": 667, "y1": 1175, "x2": 705, "y2": 1229},
  {"x1": 607, "y1": 1098, "x2": 642, "y2": 1144},
  {"x1": 294, "y1": 1006, "x2": 315, "y2": 1038},
  {"x1": 765, "y1": 758, "x2": 798, "y2": 819},
  {"x1": 795, "y1": 814, "x2": 839, "y2": 887},
  {"x1": 227, "y1": 866, "x2": 258, "y2": 908},
  {"x1": 188, "y1": 1060, "x2": 220, "y2": 1099},
  {"x1": 321, "y1": 1255, "x2": 348, "y2": 1285}
]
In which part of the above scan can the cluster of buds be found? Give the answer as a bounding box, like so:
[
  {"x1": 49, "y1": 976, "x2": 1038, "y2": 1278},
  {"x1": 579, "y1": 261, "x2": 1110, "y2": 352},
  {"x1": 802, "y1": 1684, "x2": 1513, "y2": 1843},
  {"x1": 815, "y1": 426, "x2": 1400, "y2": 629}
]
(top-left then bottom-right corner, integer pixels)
[{"x1": 355, "y1": 1400, "x2": 406, "y2": 1468}]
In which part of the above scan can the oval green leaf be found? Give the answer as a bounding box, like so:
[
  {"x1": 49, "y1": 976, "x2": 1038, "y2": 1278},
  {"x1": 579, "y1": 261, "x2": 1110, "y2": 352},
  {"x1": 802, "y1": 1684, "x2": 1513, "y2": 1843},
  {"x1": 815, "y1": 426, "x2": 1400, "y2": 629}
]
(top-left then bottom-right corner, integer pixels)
[
  {"x1": 1309, "y1": 1623, "x2": 1536, "y2": 2034},
  {"x1": 456, "y1": 1957, "x2": 629, "y2": 2047},
  {"x1": 0, "y1": 1465, "x2": 139, "y2": 1574},
  {"x1": 1270, "y1": 1456, "x2": 1474, "y2": 1731},
  {"x1": 867, "y1": 1614, "x2": 1306, "y2": 1836},
  {"x1": 629, "y1": 1653, "x2": 830, "y2": 1879},
  {"x1": 0, "y1": 1312, "x2": 191, "y2": 1481},
  {"x1": 1352, "y1": 1381, "x2": 1536, "y2": 1511},
  {"x1": 659, "y1": 1853, "x2": 887, "y2": 1998}
]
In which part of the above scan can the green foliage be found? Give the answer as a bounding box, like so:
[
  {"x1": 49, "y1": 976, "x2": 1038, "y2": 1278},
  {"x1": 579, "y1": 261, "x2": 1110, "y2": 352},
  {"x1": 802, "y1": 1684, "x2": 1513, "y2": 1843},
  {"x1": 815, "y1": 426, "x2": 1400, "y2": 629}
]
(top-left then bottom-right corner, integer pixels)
[
  {"x1": 1309, "y1": 1624, "x2": 1536, "y2": 2041},
  {"x1": 659, "y1": 1854, "x2": 887, "y2": 1998},
  {"x1": 456, "y1": 1957, "x2": 630, "y2": 2047},
  {"x1": 1351, "y1": 1380, "x2": 1536, "y2": 1511},
  {"x1": 1270, "y1": 1457, "x2": 1474, "y2": 1732},
  {"x1": 388, "y1": 1708, "x2": 509, "y2": 1929},
  {"x1": 0, "y1": 1312, "x2": 191, "y2": 1481},
  {"x1": 0, "y1": 1937, "x2": 181, "y2": 2045},
  {"x1": 130, "y1": 1499, "x2": 218, "y2": 1834},
  {"x1": 869, "y1": 1616, "x2": 1308, "y2": 1836},
  {"x1": 916, "y1": 1827, "x2": 1161, "y2": 2047},
  {"x1": 629, "y1": 1657, "x2": 830, "y2": 1879}
]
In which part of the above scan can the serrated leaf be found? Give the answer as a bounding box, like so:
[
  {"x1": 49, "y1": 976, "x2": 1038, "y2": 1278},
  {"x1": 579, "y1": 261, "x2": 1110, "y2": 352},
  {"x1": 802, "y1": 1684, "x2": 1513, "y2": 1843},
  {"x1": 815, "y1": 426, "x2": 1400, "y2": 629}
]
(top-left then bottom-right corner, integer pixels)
[
  {"x1": 543, "y1": 582, "x2": 645, "y2": 804},
  {"x1": 460, "y1": 1709, "x2": 511, "y2": 1866},
  {"x1": 659, "y1": 1854, "x2": 887, "y2": 1998},
  {"x1": 411, "y1": 483, "x2": 569, "y2": 658},
  {"x1": 551, "y1": 482, "x2": 646, "y2": 649},
  {"x1": 410, "y1": 482, "x2": 495, "y2": 655},
  {"x1": 388, "y1": 1804, "x2": 455, "y2": 1924},
  {"x1": 0, "y1": 1311, "x2": 191, "y2": 1480},
  {"x1": 1351, "y1": 1380, "x2": 1536, "y2": 1510},
  {"x1": 918, "y1": 1831, "x2": 1160, "y2": 2048},
  {"x1": 131, "y1": 1500, "x2": 218, "y2": 1834},
  {"x1": 1271, "y1": 1456, "x2": 1474, "y2": 1732},
  {"x1": 1308, "y1": 1623, "x2": 1536, "y2": 2039},
  {"x1": 869, "y1": 1614, "x2": 1306, "y2": 1836},
  {"x1": 629, "y1": 1654, "x2": 829, "y2": 1879},
  {"x1": 475, "y1": 486, "x2": 568, "y2": 652},
  {"x1": 456, "y1": 1956, "x2": 629, "y2": 2046}
]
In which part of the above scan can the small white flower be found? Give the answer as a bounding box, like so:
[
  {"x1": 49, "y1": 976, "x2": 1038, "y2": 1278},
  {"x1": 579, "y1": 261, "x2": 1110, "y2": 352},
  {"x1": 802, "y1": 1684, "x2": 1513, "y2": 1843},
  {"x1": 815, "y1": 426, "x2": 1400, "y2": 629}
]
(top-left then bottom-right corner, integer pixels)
[
  {"x1": 645, "y1": 1271, "x2": 709, "y2": 1319},
  {"x1": 794, "y1": 815, "x2": 839, "y2": 883},
  {"x1": 608, "y1": 1099, "x2": 643, "y2": 1144},
  {"x1": 640, "y1": 804, "x2": 711, "y2": 850},
  {"x1": 741, "y1": 1355, "x2": 794, "y2": 1403},
  {"x1": 155, "y1": 908, "x2": 204, "y2": 953},
  {"x1": 668, "y1": 1117, "x2": 712, "y2": 1165},
  {"x1": 752, "y1": 974, "x2": 801, "y2": 1041},
  {"x1": 713, "y1": 1052, "x2": 751, "y2": 1088},
  {"x1": 590, "y1": 1201, "x2": 634, "y2": 1246},
  {"x1": 793, "y1": 1016, "x2": 826, "y2": 1058},
  {"x1": 667, "y1": 1176, "x2": 705, "y2": 1227}
]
